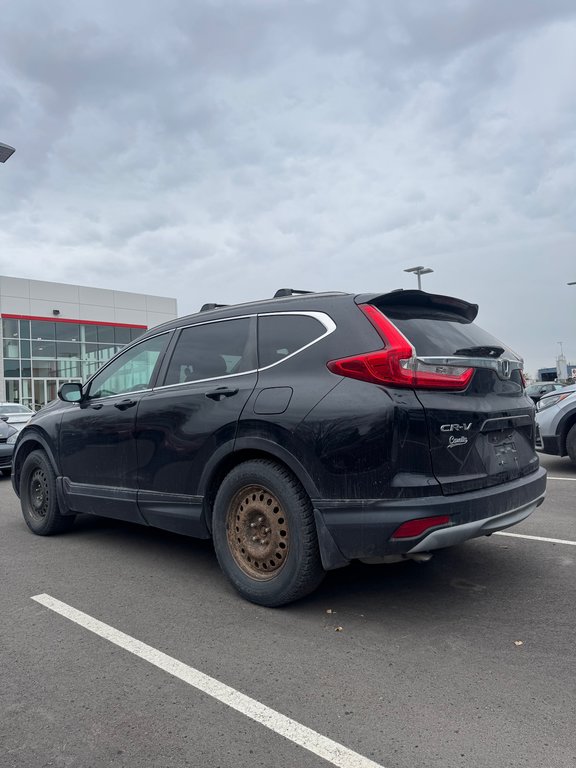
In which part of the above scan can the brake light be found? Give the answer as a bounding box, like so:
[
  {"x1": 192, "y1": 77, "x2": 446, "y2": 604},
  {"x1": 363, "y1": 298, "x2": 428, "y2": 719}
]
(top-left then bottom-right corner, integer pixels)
[
  {"x1": 326, "y1": 304, "x2": 473, "y2": 390},
  {"x1": 391, "y1": 515, "x2": 451, "y2": 539}
]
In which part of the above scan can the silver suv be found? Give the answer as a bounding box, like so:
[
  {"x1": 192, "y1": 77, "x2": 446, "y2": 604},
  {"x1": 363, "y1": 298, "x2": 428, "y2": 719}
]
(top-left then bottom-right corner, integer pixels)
[{"x1": 535, "y1": 385, "x2": 576, "y2": 465}]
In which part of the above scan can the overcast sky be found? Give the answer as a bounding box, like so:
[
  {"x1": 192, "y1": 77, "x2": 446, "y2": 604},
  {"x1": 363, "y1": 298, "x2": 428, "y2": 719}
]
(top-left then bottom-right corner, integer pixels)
[{"x1": 1, "y1": 0, "x2": 575, "y2": 376}]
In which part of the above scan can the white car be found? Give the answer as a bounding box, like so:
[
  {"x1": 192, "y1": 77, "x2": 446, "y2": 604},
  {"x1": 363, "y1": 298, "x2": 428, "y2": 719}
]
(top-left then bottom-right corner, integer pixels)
[
  {"x1": 535, "y1": 385, "x2": 576, "y2": 465},
  {"x1": 0, "y1": 403, "x2": 35, "y2": 476},
  {"x1": 0, "y1": 402, "x2": 35, "y2": 426}
]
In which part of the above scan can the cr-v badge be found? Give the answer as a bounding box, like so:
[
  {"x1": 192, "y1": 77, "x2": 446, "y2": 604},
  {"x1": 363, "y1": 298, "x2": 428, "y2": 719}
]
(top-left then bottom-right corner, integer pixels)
[{"x1": 440, "y1": 423, "x2": 472, "y2": 432}]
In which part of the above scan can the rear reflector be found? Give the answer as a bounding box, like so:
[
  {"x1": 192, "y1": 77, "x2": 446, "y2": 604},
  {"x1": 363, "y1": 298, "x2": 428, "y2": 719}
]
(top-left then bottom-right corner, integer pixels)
[
  {"x1": 391, "y1": 515, "x2": 451, "y2": 539},
  {"x1": 326, "y1": 304, "x2": 473, "y2": 390}
]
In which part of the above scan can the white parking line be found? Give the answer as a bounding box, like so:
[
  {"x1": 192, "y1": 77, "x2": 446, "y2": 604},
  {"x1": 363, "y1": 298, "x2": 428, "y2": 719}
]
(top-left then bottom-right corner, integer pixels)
[
  {"x1": 31, "y1": 594, "x2": 384, "y2": 768},
  {"x1": 495, "y1": 532, "x2": 576, "y2": 546},
  {"x1": 547, "y1": 476, "x2": 576, "y2": 481}
]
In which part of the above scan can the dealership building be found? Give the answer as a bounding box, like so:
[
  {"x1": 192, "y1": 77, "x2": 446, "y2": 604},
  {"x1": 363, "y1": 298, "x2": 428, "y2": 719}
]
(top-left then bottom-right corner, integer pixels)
[{"x1": 0, "y1": 276, "x2": 178, "y2": 409}]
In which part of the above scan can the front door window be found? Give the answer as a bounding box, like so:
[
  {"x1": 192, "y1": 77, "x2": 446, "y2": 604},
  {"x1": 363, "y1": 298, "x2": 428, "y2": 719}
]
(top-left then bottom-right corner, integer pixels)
[{"x1": 88, "y1": 334, "x2": 168, "y2": 399}]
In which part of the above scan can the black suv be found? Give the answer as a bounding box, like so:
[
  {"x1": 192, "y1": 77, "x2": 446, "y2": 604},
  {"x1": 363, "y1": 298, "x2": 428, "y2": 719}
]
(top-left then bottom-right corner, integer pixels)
[{"x1": 12, "y1": 289, "x2": 546, "y2": 606}]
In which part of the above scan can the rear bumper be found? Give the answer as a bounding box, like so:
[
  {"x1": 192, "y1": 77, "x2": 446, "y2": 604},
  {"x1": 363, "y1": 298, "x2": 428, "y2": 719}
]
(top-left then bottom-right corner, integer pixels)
[{"x1": 313, "y1": 467, "x2": 547, "y2": 569}]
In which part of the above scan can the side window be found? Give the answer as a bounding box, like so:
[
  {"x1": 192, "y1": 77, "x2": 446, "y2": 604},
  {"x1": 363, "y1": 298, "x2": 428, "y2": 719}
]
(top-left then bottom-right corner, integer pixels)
[
  {"x1": 164, "y1": 318, "x2": 254, "y2": 385},
  {"x1": 258, "y1": 314, "x2": 326, "y2": 368},
  {"x1": 88, "y1": 334, "x2": 168, "y2": 398}
]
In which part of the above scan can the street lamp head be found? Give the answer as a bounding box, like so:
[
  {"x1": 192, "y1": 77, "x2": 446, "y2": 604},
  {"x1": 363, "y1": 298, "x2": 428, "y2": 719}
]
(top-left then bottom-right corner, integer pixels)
[
  {"x1": 0, "y1": 142, "x2": 15, "y2": 163},
  {"x1": 404, "y1": 265, "x2": 434, "y2": 290},
  {"x1": 568, "y1": 282, "x2": 576, "y2": 286}
]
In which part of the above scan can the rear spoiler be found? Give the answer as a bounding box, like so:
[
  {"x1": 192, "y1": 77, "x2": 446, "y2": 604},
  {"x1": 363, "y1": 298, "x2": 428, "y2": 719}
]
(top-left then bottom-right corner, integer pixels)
[{"x1": 355, "y1": 290, "x2": 479, "y2": 323}]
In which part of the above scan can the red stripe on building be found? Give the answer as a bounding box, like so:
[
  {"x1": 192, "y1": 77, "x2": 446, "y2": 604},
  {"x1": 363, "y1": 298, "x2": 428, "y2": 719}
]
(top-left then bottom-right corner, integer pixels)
[{"x1": 1, "y1": 313, "x2": 147, "y2": 329}]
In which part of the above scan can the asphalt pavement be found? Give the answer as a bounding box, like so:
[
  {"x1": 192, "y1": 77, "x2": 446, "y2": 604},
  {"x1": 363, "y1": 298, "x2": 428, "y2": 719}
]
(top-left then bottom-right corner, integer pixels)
[{"x1": 1, "y1": 454, "x2": 575, "y2": 768}]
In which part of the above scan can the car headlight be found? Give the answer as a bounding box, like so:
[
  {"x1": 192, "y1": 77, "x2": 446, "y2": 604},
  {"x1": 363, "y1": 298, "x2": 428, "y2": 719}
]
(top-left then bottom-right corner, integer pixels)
[
  {"x1": 6, "y1": 431, "x2": 18, "y2": 444},
  {"x1": 537, "y1": 393, "x2": 572, "y2": 411}
]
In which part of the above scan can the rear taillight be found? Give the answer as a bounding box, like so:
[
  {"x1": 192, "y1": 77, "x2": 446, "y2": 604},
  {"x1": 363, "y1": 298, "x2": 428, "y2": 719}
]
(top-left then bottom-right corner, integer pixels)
[
  {"x1": 391, "y1": 515, "x2": 451, "y2": 539},
  {"x1": 326, "y1": 304, "x2": 473, "y2": 390}
]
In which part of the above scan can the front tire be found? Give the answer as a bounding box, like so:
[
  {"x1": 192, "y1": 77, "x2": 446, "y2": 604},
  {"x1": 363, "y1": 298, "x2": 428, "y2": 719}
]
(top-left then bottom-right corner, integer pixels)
[
  {"x1": 20, "y1": 450, "x2": 75, "y2": 535},
  {"x1": 212, "y1": 460, "x2": 325, "y2": 606}
]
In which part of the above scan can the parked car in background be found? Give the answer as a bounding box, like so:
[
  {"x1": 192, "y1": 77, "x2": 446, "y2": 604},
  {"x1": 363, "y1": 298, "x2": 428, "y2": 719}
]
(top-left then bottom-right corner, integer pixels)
[
  {"x1": 535, "y1": 384, "x2": 576, "y2": 465},
  {"x1": 0, "y1": 403, "x2": 35, "y2": 476},
  {"x1": 12, "y1": 289, "x2": 546, "y2": 606},
  {"x1": 525, "y1": 382, "x2": 564, "y2": 404}
]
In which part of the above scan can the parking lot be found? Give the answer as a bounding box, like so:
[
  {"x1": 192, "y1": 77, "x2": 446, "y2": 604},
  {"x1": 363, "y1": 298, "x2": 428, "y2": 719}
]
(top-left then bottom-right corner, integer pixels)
[{"x1": 1, "y1": 453, "x2": 574, "y2": 768}]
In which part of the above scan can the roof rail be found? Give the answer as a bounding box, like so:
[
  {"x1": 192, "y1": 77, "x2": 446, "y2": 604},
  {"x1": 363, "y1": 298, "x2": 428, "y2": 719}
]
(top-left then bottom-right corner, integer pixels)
[
  {"x1": 200, "y1": 303, "x2": 229, "y2": 312},
  {"x1": 273, "y1": 288, "x2": 314, "y2": 298}
]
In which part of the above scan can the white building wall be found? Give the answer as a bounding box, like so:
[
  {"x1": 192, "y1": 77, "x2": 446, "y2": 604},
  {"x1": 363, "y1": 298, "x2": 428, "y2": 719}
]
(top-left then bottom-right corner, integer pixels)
[
  {"x1": 0, "y1": 276, "x2": 177, "y2": 327},
  {"x1": 0, "y1": 275, "x2": 178, "y2": 403}
]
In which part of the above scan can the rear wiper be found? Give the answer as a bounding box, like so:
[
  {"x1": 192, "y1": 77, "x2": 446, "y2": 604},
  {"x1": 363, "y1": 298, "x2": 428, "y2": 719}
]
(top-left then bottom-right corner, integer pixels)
[{"x1": 453, "y1": 345, "x2": 505, "y2": 358}]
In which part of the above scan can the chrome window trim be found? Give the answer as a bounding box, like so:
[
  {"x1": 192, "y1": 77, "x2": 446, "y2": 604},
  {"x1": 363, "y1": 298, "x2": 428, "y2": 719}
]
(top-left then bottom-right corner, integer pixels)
[
  {"x1": 170, "y1": 314, "x2": 254, "y2": 331},
  {"x1": 153, "y1": 369, "x2": 258, "y2": 391},
  {"x1": 86, "y1": 387, "x2": 153, "y2": 401},
  {"x1": 152, "y1": 310, "x2": 336, "y2": 391}
]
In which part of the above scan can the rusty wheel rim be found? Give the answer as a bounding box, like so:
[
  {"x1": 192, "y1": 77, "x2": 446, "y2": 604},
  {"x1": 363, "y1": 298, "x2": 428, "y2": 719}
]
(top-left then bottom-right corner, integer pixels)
[{"x1": 226, "y1": 485, "x2": 289, "y2": 580}]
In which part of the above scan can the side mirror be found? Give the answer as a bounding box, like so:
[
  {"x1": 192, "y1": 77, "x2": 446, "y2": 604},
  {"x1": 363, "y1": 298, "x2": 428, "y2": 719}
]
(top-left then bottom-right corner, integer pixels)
[{"x1": 58, "y1": 382, "x2": 84, "y2": 403}]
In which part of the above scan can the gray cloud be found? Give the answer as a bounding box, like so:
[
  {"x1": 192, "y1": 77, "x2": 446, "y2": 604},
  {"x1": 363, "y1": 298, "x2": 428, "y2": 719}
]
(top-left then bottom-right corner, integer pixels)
[{"x1": 1, "y1": 0, "x2": 575, "y2": 376}]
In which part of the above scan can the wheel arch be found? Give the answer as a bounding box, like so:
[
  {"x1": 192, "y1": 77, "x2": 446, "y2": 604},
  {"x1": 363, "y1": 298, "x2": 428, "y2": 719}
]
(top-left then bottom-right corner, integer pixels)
[
  {"x1": 12, "y1": 432, "x2": 60, "y2": 497},
  {"x1": 199, "y1": 438, "x2": 320, "y2": 533},
  {"x1": 558, "y1": 410, "x2": 576, "y2": 455}
]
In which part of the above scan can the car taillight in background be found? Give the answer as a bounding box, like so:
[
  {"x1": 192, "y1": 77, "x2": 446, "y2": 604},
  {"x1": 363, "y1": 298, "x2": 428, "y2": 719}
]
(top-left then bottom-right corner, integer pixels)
[{"x1": 327, "y1": 304, "x2": 474, "y2": 390}]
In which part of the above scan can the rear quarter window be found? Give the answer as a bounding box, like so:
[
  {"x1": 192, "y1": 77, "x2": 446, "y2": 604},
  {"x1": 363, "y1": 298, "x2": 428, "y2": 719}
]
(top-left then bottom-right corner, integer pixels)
[{"x1": 258, "y1": 314, "x2": 326, "y2": 368}]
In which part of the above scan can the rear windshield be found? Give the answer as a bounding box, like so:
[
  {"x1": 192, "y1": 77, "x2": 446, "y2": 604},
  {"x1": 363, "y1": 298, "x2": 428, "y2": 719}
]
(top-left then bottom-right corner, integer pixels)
[{"x1": 386, "y1": 314, "x2": 516, "y2": 359}]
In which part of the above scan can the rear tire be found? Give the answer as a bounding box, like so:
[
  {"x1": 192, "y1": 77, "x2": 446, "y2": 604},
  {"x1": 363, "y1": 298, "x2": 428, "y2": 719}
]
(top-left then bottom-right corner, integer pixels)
[
  {"x1": 566, "y1": 424, "x2": 576, "y2": 465},
  {"x1": 212, "y1": 460, "x2": 325, "y2": 606},
  {"x1": 20, "y1": 450, "x2": 75, "y2": 535}
]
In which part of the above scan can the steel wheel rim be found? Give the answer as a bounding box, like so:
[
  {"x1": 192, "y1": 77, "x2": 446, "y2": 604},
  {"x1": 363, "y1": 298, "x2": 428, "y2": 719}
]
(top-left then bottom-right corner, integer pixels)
[
  {"x1": 226, "y1": 485, "x2": 289, "y2": 580},
  {"x1": 28, "y1": 468, "x2": 49, "y2": 521}
]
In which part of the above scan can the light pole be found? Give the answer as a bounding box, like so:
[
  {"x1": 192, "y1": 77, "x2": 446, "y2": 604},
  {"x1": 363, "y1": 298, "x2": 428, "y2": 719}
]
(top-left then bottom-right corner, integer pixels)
[
  {"x1": 0, "y1": 142, "x2": 15, "y2": 163},
  {"x1": 568, "y1": 281, "x2": 576, "y2": 286},
  {"x1": 404, "y1": 265, "x2": 434, "y2": 290}
]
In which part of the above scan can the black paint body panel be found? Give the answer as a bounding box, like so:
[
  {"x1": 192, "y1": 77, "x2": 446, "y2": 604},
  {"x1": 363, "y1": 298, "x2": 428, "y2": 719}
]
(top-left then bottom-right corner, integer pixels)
[{"x1": 12, "y1": 289, "x2": 545, "y2": 570}]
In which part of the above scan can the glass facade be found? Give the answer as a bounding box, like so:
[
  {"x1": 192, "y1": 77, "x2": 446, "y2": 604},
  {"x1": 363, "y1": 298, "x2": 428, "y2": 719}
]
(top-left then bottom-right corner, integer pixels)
[{"x1": 1, "y1": 317, "x2": 145, "y2": 409}]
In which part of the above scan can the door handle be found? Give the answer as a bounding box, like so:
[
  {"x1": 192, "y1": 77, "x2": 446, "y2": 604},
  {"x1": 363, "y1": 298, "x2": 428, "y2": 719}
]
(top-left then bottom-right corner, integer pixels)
[
  {"x1": 90, "y1": 403, "x2": 103, "y2": 410},
  {"x1": 205, "y1": 387, "x2": 239, "y2": 401},
  {"x1": 114, "y1": 399, "x2": 137, "y2": 410}
]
